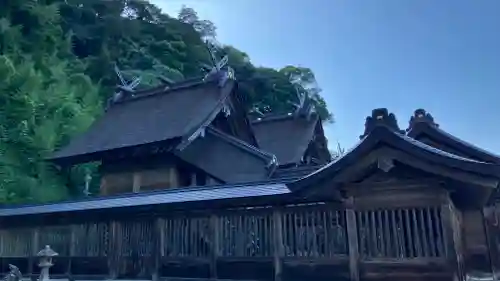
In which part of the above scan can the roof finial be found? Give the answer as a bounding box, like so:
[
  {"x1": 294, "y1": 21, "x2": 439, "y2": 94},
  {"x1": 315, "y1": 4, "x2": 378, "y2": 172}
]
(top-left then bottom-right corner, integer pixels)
[
  {"x1": 288, "y1": 85, "x2": 316, "y2": 119},
  {"x1": 407, "y1": 108, "x2": 439, "y2": 131},
  {"x1": 202, "y1": 40, "x2": 234, "y2": 87},
  {"x1": 359, "y1": 108, "x2": 404, "y2": 139},
  {"x1": 106, "y1": 64, "x2": 142, "y2": 110},
  {"x1": 114, "y1": 64, "x2": 141, "y2": 93}
]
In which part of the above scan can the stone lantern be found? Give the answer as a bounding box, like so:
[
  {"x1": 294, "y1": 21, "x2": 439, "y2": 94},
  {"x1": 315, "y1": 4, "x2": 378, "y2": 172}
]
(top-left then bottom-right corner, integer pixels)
[{"x1": 37, "y1": 245, "x2": 58, "y2": 281}]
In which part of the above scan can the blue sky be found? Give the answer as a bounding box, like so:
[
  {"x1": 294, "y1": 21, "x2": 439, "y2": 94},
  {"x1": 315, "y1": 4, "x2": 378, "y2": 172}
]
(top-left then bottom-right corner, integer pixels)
[{"x1": 152, "y1": 0, "x2": 500, "y2": 153}]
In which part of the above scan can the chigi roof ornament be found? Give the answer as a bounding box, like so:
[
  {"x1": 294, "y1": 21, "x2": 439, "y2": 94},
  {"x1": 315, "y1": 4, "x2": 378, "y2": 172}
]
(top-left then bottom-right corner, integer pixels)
[
  {"x1": 289, "y1": 86, "x2": 316, "y2": 119},
  {"x1": 106, "y1": 64, "x2": 142, "y2": 110},
  {"x1": 360, "y1": 108, "x2": 405, "y2": 139},
  {"x1": 202, "y1": 40, "x2": 235, "y2": 87},
  {"x1": 407, "y1": 108, "x2": 439, "y2": 131}
]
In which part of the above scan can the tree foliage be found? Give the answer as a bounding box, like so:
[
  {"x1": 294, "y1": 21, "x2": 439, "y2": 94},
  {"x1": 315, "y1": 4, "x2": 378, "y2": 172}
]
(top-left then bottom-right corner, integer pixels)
[{"x1": 0, "y1": 0, "x2": 332, "y2": 203}]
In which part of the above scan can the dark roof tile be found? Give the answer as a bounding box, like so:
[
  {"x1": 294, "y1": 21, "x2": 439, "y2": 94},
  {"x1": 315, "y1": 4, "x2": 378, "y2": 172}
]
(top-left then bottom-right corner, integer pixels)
[
  {"x1": 0, "y1": 182, "x2": 290, "y2": 217},
  {"x1": 51, "y1": 79, "x2": 234, "y2": 162}
]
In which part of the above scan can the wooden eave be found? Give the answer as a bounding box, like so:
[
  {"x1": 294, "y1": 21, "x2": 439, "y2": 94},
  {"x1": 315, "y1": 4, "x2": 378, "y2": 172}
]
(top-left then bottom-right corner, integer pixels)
[
  {"x1": 0, "y1": 179, "x2": 323, "y2": 226},
  {"x1": 407, "y1": 121, "x2": 500, "y2": 164},
  {"x1": 288, "y1": 126, "x2": 500, "y2": 208},
  {"x1": 50, "y1": 138, "x2": 182, "y2": 166}
]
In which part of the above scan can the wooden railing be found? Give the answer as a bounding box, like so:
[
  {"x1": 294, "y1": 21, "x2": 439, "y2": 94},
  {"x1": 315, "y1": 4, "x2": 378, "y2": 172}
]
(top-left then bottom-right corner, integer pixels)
[
  {"x1": 356, "y1": 207, "x2": 446, "y2": 259},
  {"x1": 0, "y1": 202, "x2": 456, "y2": 280}
]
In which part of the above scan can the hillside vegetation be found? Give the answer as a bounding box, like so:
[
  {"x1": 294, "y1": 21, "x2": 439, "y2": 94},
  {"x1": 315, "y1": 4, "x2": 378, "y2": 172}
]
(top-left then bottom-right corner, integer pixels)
[{"x1": 0, "y1": 0, "x2": 331, "y2": 203}]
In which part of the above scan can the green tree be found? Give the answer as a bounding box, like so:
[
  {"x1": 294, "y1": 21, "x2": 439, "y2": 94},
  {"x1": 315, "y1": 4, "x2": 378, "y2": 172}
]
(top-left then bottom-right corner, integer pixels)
[
  {"x1": 0, "y1": 0, "x2": 101, "y2": 203},
  {"x1": 0, "y1": 0, "x2": 332, "y2": 203}
]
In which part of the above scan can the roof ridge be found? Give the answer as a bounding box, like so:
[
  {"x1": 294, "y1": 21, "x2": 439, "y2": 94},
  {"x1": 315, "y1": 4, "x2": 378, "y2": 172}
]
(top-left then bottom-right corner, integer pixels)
[
  {"x1": 251, "y1": 113, "x2": 295, "y2": 124},
  {"x1": 112, "y1": 76, "x2": 214, "y2": 107}
]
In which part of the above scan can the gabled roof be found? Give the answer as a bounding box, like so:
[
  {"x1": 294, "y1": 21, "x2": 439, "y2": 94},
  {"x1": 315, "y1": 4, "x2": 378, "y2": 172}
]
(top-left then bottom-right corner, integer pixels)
[
  {"x1": 50, "y1": 76, "x2": 236, "y2": 164},
  {"x1": 251, "y1": 113, "x2": 324, "y2": 165},
  {"x1": 290, "y1": 108, "x2": 500, "y2": 208},
  {"x1": 176, "y1": 126, "x2": 277, "y2": 183},
  {"x1": 406, "y1": 109, "x2": 500, "y2": 164}
]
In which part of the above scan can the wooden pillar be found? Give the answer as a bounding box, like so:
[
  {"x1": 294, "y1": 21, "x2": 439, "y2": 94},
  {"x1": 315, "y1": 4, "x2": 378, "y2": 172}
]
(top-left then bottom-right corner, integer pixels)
[
  {"x1": 441, "y1": 202, "x2": 464, "y2": 281},
  {"x1": 100, "y1": 177, "x2": 109, "y2": 196},
  {"x1": 168, "y1": 167, "x2": 179, "y2": 188},
  {"x1": 190, "y1": 173, "x2": 197, "y2": 187},
  {"x1": 108, "y1": 221, "x2": 120, "y2": 280},
  {"x1": 273, "y1": 209, "x2": 284, "y2": 281},
  {"x1": 68, "y1": 225, "x2": 77, "y2": 278},
  {"x1": 345, "y1": 197, "x2": 360, "y2": 281},
  {"x1": 152, "y1": 218, "x2": 162, "y2": 281},
  {"x1": 210, "y1": 214, "x2": 220, "y2": 279},
  {"x1": 483, "y1": 205, "x2": 499, "y2": 280},
  {"x1": 132, "y1": 172, "x2": 141, "y2": 193},
  {"x1": 30, "y1": 228, "x2": 40, "y2": 275}
]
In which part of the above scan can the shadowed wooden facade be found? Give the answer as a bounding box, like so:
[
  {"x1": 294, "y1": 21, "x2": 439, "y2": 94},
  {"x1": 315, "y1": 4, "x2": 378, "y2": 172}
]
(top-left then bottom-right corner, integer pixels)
[
  {"x1": 0, "y1": 195, "x2": 461, "y2": 281},
  {"x1": 1, "y1": 108, "x2": 499, "y2": 281}
]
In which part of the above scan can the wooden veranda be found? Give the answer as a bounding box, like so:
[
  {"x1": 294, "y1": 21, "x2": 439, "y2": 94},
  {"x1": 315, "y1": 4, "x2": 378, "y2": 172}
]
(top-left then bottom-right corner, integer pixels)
[{"x1": 0, "y1": 184, "x2": 461, "y2": 281}]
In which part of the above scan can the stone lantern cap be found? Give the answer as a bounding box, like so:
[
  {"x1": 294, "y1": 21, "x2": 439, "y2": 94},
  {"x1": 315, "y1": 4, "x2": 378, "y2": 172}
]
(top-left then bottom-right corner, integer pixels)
[{"x1": 37, "y1": 245, "x2": 58, "y2": 257}]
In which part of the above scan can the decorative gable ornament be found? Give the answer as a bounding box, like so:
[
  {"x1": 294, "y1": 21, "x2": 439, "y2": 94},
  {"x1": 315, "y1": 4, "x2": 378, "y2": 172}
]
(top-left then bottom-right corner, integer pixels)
[
  {"x1": 359, "y1": 108, "x2": 405, "y2": 139},
  {"x1": 407, "y1": 108, "x2": 439, "y2": 131}
]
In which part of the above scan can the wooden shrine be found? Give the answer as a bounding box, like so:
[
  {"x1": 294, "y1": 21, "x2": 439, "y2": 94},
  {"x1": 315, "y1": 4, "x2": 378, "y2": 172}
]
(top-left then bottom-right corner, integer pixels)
[{"x1": 0, "y1": 105, "x2": 498, "y2": 281}]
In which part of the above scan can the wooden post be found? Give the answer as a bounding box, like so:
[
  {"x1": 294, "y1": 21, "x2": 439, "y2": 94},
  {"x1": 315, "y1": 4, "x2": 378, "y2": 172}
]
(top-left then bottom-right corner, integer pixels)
[
  {"x1": 441, "y1": 202, "x2": 464, "y2": 281},
  {"x1": 108, "y1": 221, "x2": 120, "y2": 280},
  {"x1": 483, "y1": 206, "x2": 499, "y2": 281},
  {"x1": 273, "y1": 209, "x2": 284, "y2": 281},
  {"x1": 152, "y1": 218, "x2": 162, "y2": 281},
  {"x1": 210, "y1": 214, "x2": 220, "y2": 279},
  {"x1": 100, "y1": 177, "x2": 108, "y2": 196},
  {"x1": 68, "y1": 225, "x2": 77, "y2": 277},
  {"x1": 31, "y1": 228, "x2": 40, "y2": 275},
  {"x1": 345, "y1": 197, "x2": 360, "y2": 281},
  {"x1": 132, "y1": 172, "x2": 141, "y2": 193},
  {"x1": 168, "y1": 167, "x2": 179, "y2": 188}
]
